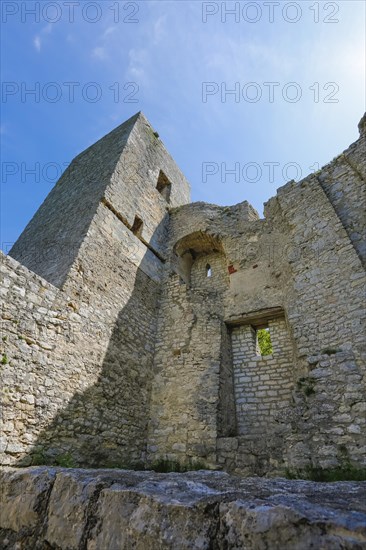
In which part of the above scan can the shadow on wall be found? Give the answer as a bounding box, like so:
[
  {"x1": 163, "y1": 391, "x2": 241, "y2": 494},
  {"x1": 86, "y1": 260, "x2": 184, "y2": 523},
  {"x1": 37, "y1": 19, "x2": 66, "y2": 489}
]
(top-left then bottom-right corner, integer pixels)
[
  {"x1": 15, "y1": 222, "x2": 236, "y2": 470},
  {"x1": 16, "y1": 222, "x2": 167, "y2": 469},
  {"x1": 145, "y1": 232, "x2": 237, "y2": 466}
]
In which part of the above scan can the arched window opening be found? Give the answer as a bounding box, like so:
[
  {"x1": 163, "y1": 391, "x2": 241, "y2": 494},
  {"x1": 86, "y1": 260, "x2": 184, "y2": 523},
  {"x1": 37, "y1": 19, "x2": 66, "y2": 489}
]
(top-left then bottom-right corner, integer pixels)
[{"x1": 206, "y1": 264, "x2": 212, "y2": 278}]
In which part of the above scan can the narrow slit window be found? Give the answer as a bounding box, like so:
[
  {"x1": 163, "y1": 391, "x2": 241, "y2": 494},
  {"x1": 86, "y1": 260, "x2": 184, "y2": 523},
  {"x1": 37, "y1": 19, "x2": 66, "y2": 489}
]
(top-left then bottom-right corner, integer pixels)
[
  {"x1": 156, "y1": 170, "x2": 172, "y2": 203},
  {"x1": 206, "y1": 264, "x2": 212, "y2": 278},
  {"x1": 131, "y1": 216, "x2": 143, "y2": 237},
  {"x1": 256, "y1": 326, "x2": 273, "y2": 357}
]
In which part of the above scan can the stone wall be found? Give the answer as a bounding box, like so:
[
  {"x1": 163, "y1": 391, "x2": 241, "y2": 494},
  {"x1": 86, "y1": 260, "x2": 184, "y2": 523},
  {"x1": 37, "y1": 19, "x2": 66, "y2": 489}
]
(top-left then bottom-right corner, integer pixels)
[
  {"x1": 146, "y1": 115, "x2": 366, "y2": 474},
  {"x1": 147, "y1": 266, "x2": 229, "y2": 467},
  {"x1": 1, "y1": 112, "x2": 191, "y2": 468},
  {"x1": 8, "y1": 114, "x2": 138, "y2": 288},
  {"x1": 0, "y1": 247, "x2": 159, "y2": 467},
  {"x1": 317, "y1": 113, "x2": 366, "y2": 265},
  {"x1": 231, "y1": 317, "x2": 294, "y2": 436},
  {"x1": 9, "y1": 112, "x2": 191, "y2": 288},
  {"x1": 1, "y1": 112, "x2": 365, "y2": 476}
]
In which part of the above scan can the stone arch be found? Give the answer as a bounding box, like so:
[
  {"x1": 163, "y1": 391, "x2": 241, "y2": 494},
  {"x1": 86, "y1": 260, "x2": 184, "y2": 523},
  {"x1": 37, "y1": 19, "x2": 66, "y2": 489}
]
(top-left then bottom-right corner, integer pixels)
[{"x1": 172, "y1": 231, "x2": 227, "y2": 286}]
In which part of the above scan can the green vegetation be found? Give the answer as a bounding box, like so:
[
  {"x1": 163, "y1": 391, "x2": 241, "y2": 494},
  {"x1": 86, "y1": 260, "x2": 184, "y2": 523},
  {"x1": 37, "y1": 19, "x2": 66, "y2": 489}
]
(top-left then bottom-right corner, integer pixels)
[
  {"x1": 145, "y1": 125, "x2": 160, "y2": 145},
  {"x1": 105, "y1": 458, "x2": 207, "y2": 472},
  {"x1": 31, "y1": 450, "x2": 49, "y2": 466},
  {"x1": 103, "y1": 459, "x2": 145, "y2": 470},
  {"x1": 29, "y1": 452, "x2": 206, "y2": 472},
  {"x1": 297, "y1": 376, "x2": 316, "y2": 396},
  {"x1": 257, "y1": 328, "x2": 273, "y2": 356},
  {"x1": 149, "y1": 458, "x2": 207, "y2": 473},
  {"x1": 55, "y1": 453, "x2": 76, "y2": 468},
  {"x1": 286, "y1": 445, "x2": 366, "y2": 481},
  {"x1": 1, "y1": 354, "x2": 8, "y2": 365},
  {"x1": 285, "y1": 465, "x2": 366, "y2": 482},
  {"x1": 31, "y1": 450, "x2": 75, "y2": 468}
]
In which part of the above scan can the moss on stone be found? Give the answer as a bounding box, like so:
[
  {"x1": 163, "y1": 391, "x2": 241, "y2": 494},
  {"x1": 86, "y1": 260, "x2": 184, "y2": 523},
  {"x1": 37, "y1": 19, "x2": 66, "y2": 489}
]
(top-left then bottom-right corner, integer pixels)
[{"x1": 285, "y1": 465, "x2": 366, "y2": 482}]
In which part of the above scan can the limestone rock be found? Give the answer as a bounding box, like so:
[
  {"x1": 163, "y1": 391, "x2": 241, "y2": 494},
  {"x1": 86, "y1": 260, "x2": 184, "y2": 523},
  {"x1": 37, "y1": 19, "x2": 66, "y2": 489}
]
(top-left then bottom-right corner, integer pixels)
[{"x1": 1, "y1": 467, "x2": 365, "y2": 549}]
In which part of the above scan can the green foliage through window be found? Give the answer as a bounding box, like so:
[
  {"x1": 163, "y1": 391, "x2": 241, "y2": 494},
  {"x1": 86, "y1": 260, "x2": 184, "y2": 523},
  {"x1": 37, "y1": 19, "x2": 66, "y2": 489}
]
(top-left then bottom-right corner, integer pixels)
[{"x1": 257, "y1": 328, "x2": 273, "y2": 356}]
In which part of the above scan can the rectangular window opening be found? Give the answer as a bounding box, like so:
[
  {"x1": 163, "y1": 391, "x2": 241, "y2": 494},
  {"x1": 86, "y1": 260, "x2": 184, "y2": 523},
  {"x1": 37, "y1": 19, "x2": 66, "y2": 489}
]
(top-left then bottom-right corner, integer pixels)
[
  {"x1": 131, "y1": 215, "x2": 143, "y2": 237},
  {"x1": 255, "y1": 325, "x2": 273, "y2": 357},
  {"x1": 156, "y1": 170, "x2": 172, "y2": 203}
]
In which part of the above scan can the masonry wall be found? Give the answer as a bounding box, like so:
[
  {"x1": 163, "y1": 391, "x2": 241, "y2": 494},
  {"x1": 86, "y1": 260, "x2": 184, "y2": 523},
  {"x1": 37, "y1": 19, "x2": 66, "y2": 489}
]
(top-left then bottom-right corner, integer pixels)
[
  {"x1": 273, "y1": 175, "x2": 365, "y2": 362},
  {"x1": 231, "y1": 318, "x2": 294, "y2": 436},
  {"x1": 147, "y1": 119, "x2": 366, "y2": 473},
  {"x1": 9, "y1": 112, "x2": 191, "y2": 288},
  {"x1": 147, "y1": 252, "x2": 231, "y2": 467},
  {"x1": 147, "y1": 203, "x2": 289, "y2": 468},
  {"x1": 317, "y1": 114, "x2": 366, "y2": 265},
  {"x1": 101, "y1": 112, "x2": 191, "y2": 262},
  {"x1": 0, "y1": 245, "x2": 159, "y2": 467},
  {"x1": 217, "y1": 125, "x2": 366, "y2": 474},
  {"x1": 1, "y1": 113, "x2": 365, "y2": 476},
  {"x1": 0, "y1": 113, "x2": 191, "y2": 467},
  {"x1": 267, "y1": 167, "x2": 366, "y2": 474},
  {"x1": 2, "y1": 112, "x2": 191, "y2": 468},
  {"x1": 8, "y1": 114, "x2": 138, "y2": 287}
]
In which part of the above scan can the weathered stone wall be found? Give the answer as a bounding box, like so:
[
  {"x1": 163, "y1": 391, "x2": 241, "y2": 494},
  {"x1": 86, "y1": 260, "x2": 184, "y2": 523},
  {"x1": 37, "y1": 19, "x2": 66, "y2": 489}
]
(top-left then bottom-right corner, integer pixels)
[
  {"x1": 0, "y1": 248, "x2": 158, "y2": 467},
  {"x1": 317, "y1": 114, "x2": 366, "y2": 265},
  {"x1": 231, "y1": 318, "x2": 294, "y2": 436},
  {"x1": 9, "y1": 112, "x2": 191, "y2": 288},
  {"x1": 272, "y1": 174, "x2": 365, "y2": 362},
  {"x1": 147, "y1": 116, "x2": 366, "y2": 474},
  {"x1": 1, "y1": 112, "x2": 191, "y2": 468},
  {"x1": 8, "y1": 114, "x2": 138, "y2": 288},
  {"x1": 1, "y1": 112, "x2": 365, "y2": 477},
  {"x1": 147, "y1": 268, "x2": 229, "y2": 467},
  {"x1": 147, "y1": 199, "x2": 291, "y2": 469}
]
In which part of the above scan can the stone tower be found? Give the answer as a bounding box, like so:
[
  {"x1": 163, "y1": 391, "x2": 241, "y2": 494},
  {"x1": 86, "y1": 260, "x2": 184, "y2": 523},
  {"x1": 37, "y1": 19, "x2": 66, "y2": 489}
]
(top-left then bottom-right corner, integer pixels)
[
  {"x1": 5, "y1": 112, "x2": 191, "y2": 466},
  {"x1": 10, "y1": 112, "x2": 190, "y2": 289}
]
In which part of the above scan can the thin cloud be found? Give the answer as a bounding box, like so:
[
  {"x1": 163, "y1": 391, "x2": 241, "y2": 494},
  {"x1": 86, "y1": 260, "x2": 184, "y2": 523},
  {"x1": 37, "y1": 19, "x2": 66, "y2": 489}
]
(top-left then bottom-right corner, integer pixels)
[
  {"x1": 126, "y1": 48, "x2": 149, "y2": 85},
  {"x1": 103, "y1": 26, "x2": 116, "y2": 38},
  {"x1": 33, "y1": 24, "x2": 53, "y2": 53},
  {"x1": 152, "y1": 15, "x2": 167, "y2": 44},
  {"x1": 43, "y1": 23, "x2": 53, "y2": 35},
  {"x1": 33, "y1": 36, "x2": 41, "y2": 52},
  {"x1": 90, "y1": 26, "x2": 116, "y2": 62},
  {"x1": 92, "y1": 47, "x2": 107, "y2": 61}
]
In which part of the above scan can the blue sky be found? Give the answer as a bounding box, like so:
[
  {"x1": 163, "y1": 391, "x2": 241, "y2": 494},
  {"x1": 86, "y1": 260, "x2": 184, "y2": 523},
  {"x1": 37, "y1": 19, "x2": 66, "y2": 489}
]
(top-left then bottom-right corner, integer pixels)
[{"x1": 1, "y1": 0, "x2": 365, "y2": 251}]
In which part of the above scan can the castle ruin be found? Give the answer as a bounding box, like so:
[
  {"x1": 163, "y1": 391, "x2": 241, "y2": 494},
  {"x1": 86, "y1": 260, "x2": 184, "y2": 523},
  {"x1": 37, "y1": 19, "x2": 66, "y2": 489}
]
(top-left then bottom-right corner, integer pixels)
[{"x1": 1, "y1": 111, "x2": 365, "y2": 477}]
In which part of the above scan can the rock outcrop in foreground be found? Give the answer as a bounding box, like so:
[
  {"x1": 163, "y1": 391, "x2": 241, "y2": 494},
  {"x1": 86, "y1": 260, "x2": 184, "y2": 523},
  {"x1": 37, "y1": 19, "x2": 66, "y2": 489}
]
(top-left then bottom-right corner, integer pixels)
[{"x1": 0, "y1": 468, "x2": 365, "y2": 549}]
